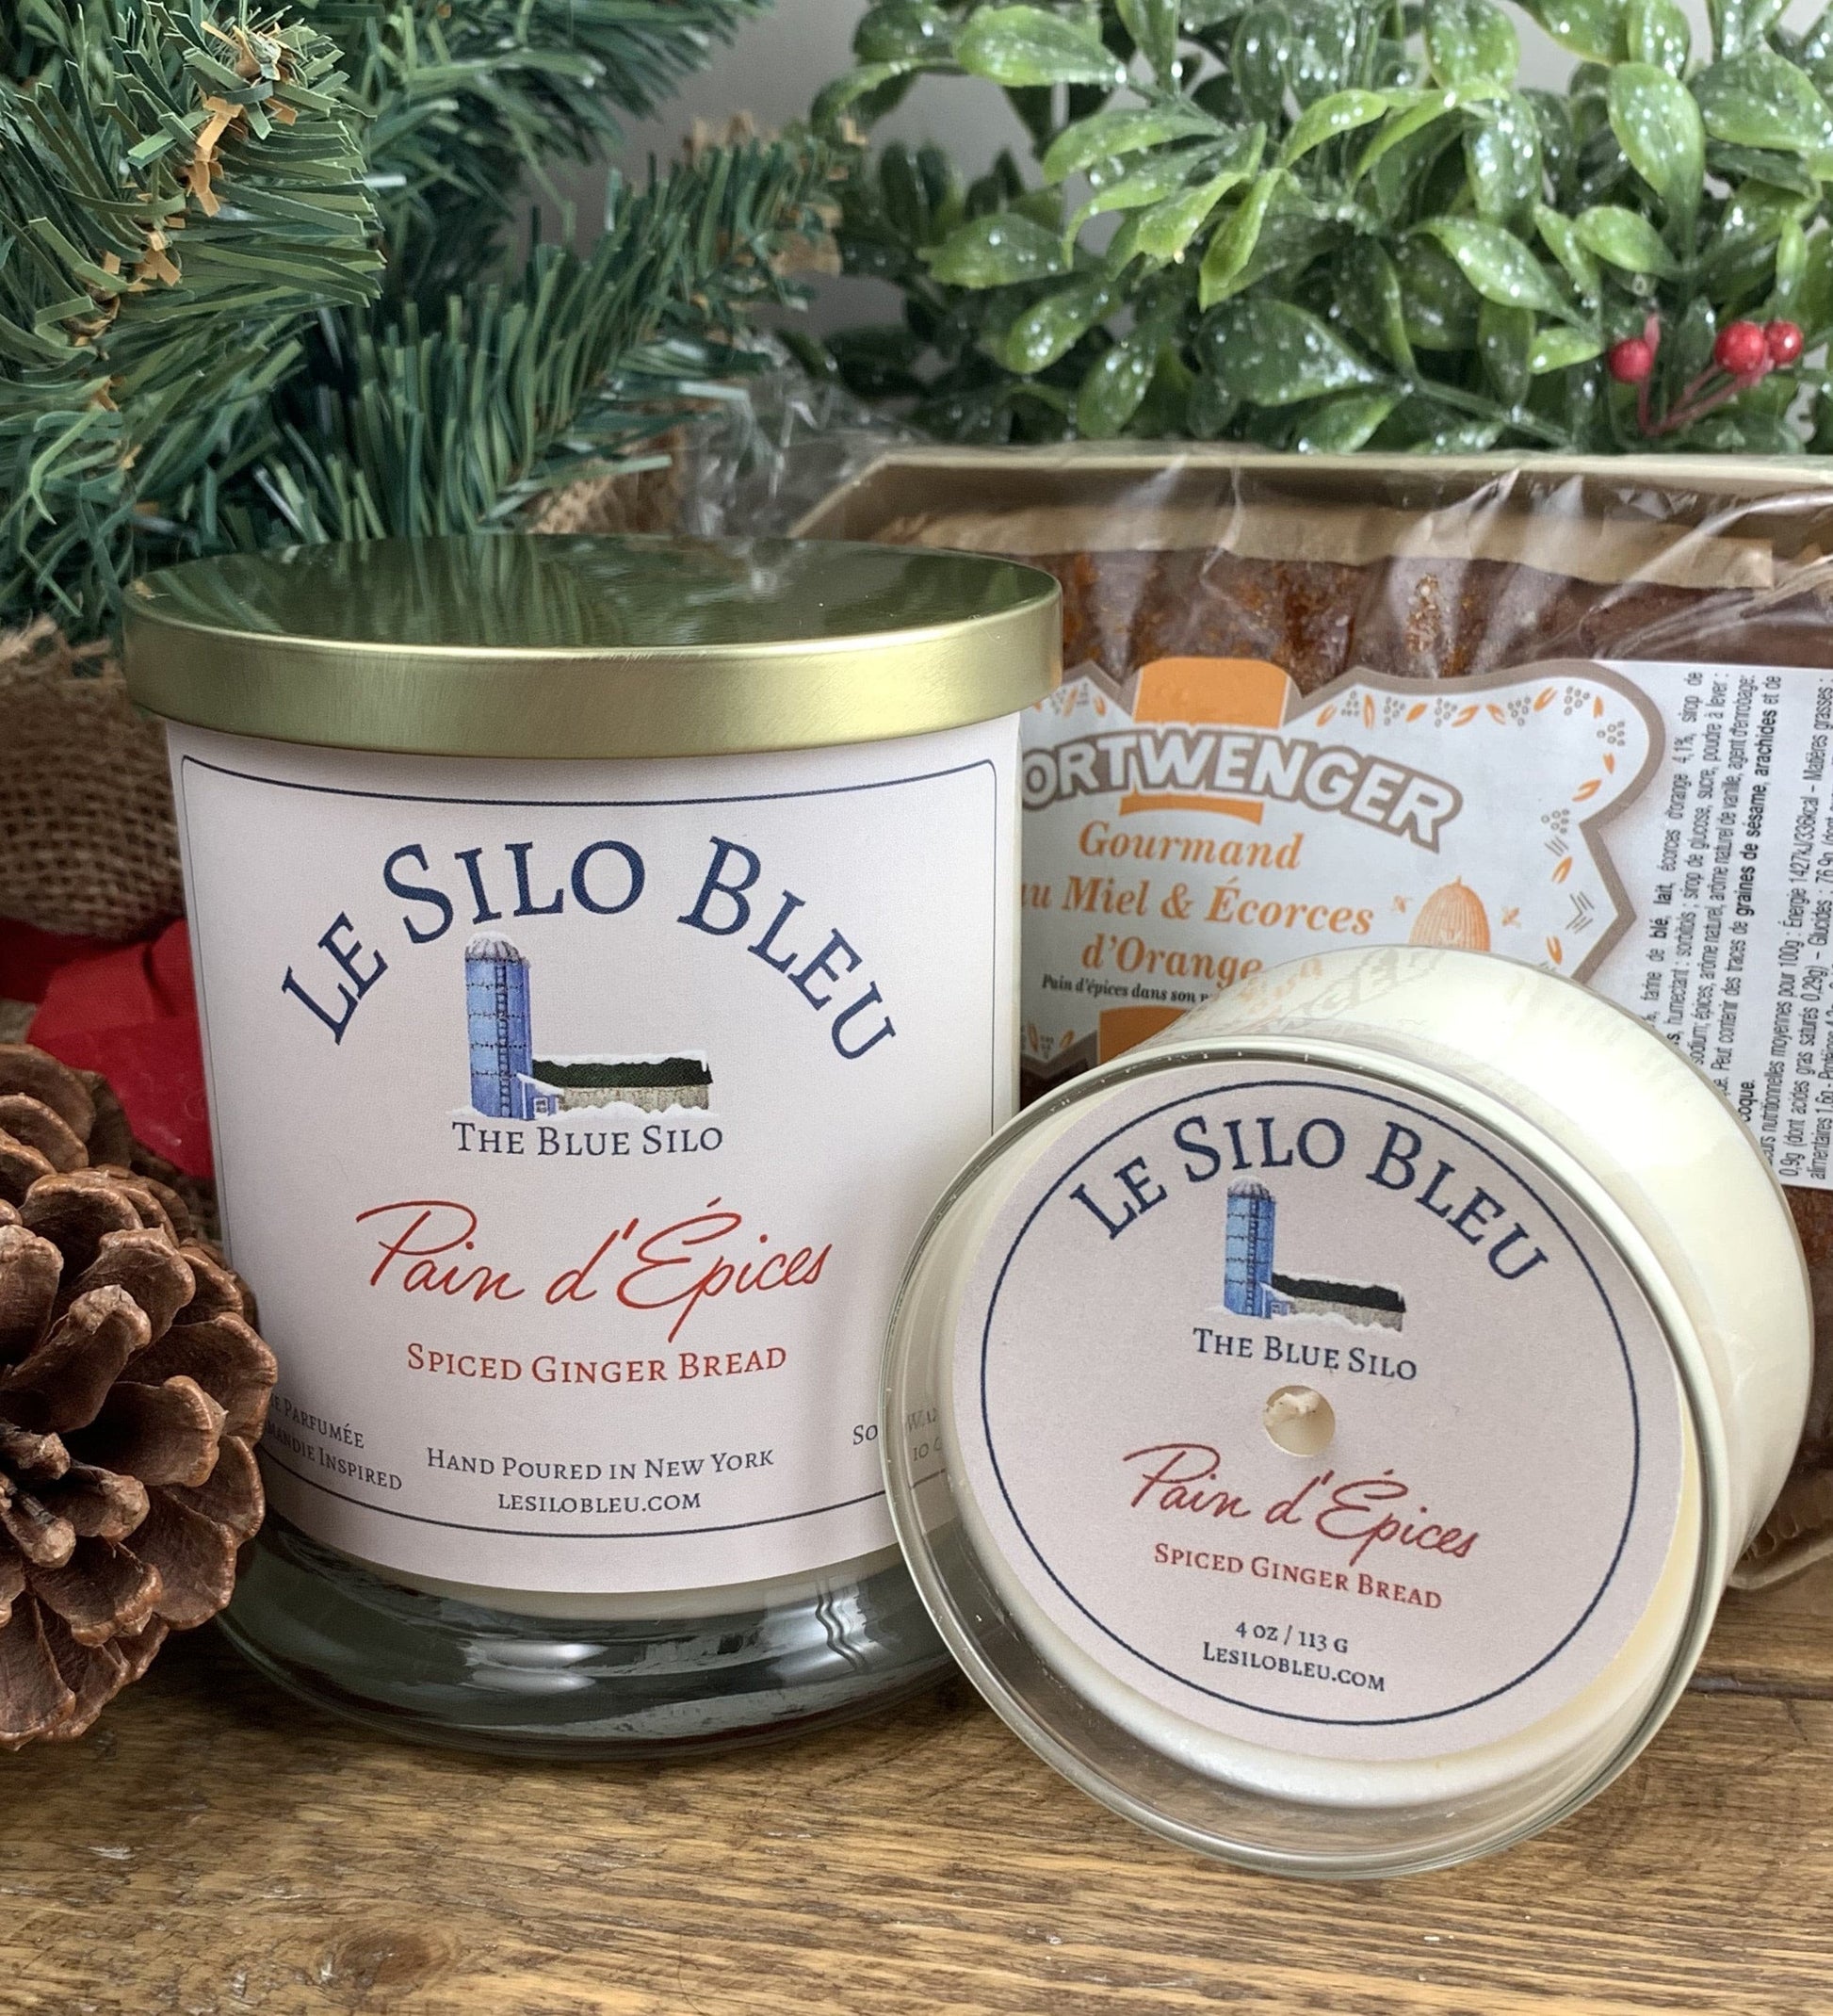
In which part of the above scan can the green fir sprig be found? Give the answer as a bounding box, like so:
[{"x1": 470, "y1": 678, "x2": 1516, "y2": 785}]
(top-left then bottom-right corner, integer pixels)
[
  {"x1": 259, "y1": 140, "x2": 837, "y2": 544},
  {"x1": 2, "y1": 0, "x2": 830, "y2": 639},
  {"x1": 298, "y1": 0, "x2": 777, "y2": 298}
]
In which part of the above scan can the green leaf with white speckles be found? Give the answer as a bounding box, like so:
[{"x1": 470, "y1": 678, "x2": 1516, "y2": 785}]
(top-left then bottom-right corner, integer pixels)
[
  {"x1": 1626, "y1": 0, "x2": 1688, "y2": 74},
  {"x1": 1196, "y1": 170, "x2": 1284, "y2": 304},
  {"x1": 1694, "y1": 50, "x2": 1833, "y2": 160},
  {"x1": 997, "y1": 273, "x2": 1119, "y2": 371},
  {"x1": 1070, "y1": 125, "x2": 1264, "y2": 237},
  {"x1": 1465, "y1": 95, "x2": 1542, "y2": 233},
  {"x1": 1069, "y1": 146, "x2": 1225, "y2": 233},
  {"x1": 1233, "y1": 6, "x2": 1296, "y2": 127},
  {"x1": 922, "y1": 211, "x2": 1068, "y2": 286},
  {"x1": 813, "y1": 64, "x2": 916, "y2": 134},
  {"x1": 1518, "y1": 0, "x2": 1627, "y2": 62},
  {"x1": 1042, "y1": 104, "x2": 1227, "y2": 183},
  {"x1": 1117, "y1": 0, "x2": 1181, "y2": 83},
  {"x1": 1132, "y1": 170, "x2": 1255, "y2": 259},
  {"x1": 1534, "y1": 203, "x2": 1601, "y2": 293},
  {"x1": 1772, "y1": 217, "x2": 1809, "y2": 318},
  {"x1": 1575, "y1": 203, "x2": 1680, "y2": 274},
  {"x1": 1418, "y1": 217, "x2": 1571, "y2": 316},
  {"x1": 1077, "y1": 334, "x2": 1160, "y2": 434},
  {"x1": 956, "y1": 6, "x2": 1127, "y2": 86},
  {"x1": 1293, "y1": 389, "x2": 1401, "y2": 450},
  {"x1": 1202, "y1": 297, "x2": 1385, "y2": 402},
  {"x1": 1795, "y1": 234, "x2": 1833, "y2": 341},
  {"x1": 1478, "y1": 299, "x2": 1533, "y2": 403},
  {"x1": 1607, "y1": 64, "x2": 1704, "y2": 226},
  {"x1": 1395, "y1": 236, "x2": 1484, "y2": 348},
  {"x1": 1424, "y1": 0, "x2": 1518, "y2": 86},
  {"x1": 854, "y1": 4, "x2": 955, "y2": 62},
  {"x1": 1278, "y1": 89, "x2": 1391, "y2": 166},
  {"x1": 1112, "y1": 170, "x2": 1241, "y2": 260},
  {"x1": 1340, "y1": 241, "x2": 1418, "y2": 371},
  {"x1": 1528, "y1": 325, "x2": 1603, "y2": 371},
  {"x1": 1353, "y1": 84, "x2": 1506, "y2": 181}
]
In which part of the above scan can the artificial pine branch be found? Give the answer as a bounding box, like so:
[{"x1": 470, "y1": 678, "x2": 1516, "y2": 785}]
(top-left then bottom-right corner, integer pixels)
[
  {"x1": 295, "y1": 0, "x2": 773, "y2": 298},
  {"x1": 1, "y1": 2, "x2": 381, "y2": 636},
  {"x1": 252, "y1": 139, "x2": 836, "y2": 544},
  {"x1": 3, "y1": 0, "x2": 827, "y2": 643}
]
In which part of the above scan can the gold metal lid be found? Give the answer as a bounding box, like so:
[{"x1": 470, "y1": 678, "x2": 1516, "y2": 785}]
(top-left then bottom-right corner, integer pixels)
[{"x1": 123, "y1": 533, "x2": 1061, "y2": 758}]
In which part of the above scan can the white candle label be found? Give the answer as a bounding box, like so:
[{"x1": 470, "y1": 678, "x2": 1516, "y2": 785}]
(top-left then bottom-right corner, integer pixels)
[
  {"x1": 1021, "y1": 657, "x2": 1833, "y2": 1188},
  {"x1": 952, "y1": 1062, "x2": 1691, "y2": 1762},
  {"x1": 170, "y1": 719, "x2": 1015, "y2": 1593}
]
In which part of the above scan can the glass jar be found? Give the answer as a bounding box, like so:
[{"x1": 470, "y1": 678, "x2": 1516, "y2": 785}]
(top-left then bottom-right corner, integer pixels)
[
  {"x1": 123, "y1": 533, "x2": 1059, "y2": 1754},
  {"x1": 884, "y1": 946, "x2": 1810, "y2": 1873}
]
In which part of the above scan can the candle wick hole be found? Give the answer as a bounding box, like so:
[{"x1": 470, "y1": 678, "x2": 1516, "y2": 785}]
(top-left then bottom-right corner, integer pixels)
[{"x1": 1262, "y1": 1385, "x2": 1335, "y2": 1457}]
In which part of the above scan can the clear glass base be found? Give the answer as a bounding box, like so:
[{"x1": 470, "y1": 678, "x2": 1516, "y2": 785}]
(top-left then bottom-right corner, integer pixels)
[{"x1": 220, "y1": 1515, "x2": 951, "y2": 1758}]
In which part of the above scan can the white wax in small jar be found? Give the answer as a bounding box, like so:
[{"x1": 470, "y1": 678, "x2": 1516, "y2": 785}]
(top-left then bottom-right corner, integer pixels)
[{"x1": 884, "y1": 947, "x2": 1811, "y2": 1871}]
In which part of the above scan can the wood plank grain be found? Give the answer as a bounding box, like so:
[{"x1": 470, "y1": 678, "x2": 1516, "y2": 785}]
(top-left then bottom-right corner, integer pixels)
[
  {"x1": 3, "y1": 1621, "x2": 1833, "y2": 2016},
  {"x1": 1698, "y1": 1558, "x2": 1833, "y2": 1693}
]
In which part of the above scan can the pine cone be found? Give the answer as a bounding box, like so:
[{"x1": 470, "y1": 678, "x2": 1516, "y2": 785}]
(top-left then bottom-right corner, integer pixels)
[{"x1": 0, "y1": 1045, "x2": 276, "y2": 1746}]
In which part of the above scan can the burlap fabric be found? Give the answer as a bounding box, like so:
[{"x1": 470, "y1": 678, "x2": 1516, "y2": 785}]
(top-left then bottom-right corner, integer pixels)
[
  {"x1": 0, "y1": 618, "x2": 182, "y2": 940},
  {"x1": 526, "y1": 439, "x2": 688, "y2": 537},
  {"x1": 0, "y1": 456, "x2": 699, "y2": 949}
]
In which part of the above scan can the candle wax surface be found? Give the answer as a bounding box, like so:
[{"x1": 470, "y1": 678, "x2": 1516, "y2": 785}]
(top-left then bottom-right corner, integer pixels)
[{"x1": 888, "y1": 947, "x2": 1809, "y2": 1846}]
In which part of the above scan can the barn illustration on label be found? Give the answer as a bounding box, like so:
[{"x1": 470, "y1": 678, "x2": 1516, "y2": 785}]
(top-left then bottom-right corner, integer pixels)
[
  {"x1": 1222, "y1": 1180, "x2": 1405, "y2": 1333},
  {"x1": 462, "y1": 933, "x2": 713, "y2": 1119}
]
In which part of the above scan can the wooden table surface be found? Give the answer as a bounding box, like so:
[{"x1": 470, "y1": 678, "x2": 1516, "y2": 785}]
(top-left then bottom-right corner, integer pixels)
[{"x1": 6, "y1": 1563, "x2": 1833, "y2": 2016}]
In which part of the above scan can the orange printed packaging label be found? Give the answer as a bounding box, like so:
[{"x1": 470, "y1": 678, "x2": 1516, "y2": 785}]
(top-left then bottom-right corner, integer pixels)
[{"x1": 1021, "y1": 656, "x2": 1833, "y2": 1192}]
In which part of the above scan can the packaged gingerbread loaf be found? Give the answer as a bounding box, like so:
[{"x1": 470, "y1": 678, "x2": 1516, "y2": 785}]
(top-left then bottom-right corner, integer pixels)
[{"x1": 798, "y1": 445, "x2": 1833, "y2": 1584}]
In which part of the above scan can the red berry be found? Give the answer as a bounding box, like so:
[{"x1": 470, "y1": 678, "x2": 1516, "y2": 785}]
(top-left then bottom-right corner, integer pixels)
[
  {"x1": 1714, "y1": 320, "x2": 1769, "y2": 375},
  {"x1": 1767, "y1": 319, "x2": 1805, "y2": 366},
  {"x1": 1608, "y1": 336, "x2": 1654, "y2": 384}
]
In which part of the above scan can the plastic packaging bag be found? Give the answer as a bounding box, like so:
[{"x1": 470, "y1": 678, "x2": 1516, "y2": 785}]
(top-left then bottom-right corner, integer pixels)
[{"x1": 796, "y1": 443, "x2": 1833, "y2": 1585}]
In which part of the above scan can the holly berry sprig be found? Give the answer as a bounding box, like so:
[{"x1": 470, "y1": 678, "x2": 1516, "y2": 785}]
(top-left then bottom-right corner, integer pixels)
[{"x1": 1607, "y1": 314, "x2": 1805, "y2": 439}]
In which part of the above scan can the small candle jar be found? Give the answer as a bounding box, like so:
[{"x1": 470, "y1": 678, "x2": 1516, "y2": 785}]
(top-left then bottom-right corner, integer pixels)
[
  {"x1": 124, "y1": 533, "x2": 1058, "y2": 1754},
  {"x1": 884, "y1": 946, "x2": 1810, "y2": 1874}
]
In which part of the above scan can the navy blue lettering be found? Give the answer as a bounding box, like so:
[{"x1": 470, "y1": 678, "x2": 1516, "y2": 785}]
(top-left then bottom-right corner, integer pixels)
[
  {"x1": 1367, "y1": 1123, "x2": 1422, "y2": 1191},
  {"x1": 1416, "y1": 1160, "x2": 1459, "y2": 1222},
  {"x1": 381, "y1": 844, "x2": 454, "y2": 946},
  {"x1": 1449, "y1": 1187, "x2": 1507, "y2": 1243},
  {"x1": 1117, "y1": 1155, "x2": 1167, "y2": 1212},
  {"x1": 571, "y1": 841, "x2": 643, "y2": 916},
  {"x1": 454, "y1": 847, "x2": 501, "y2": 924},
  {"x1": 1489, "y1": 1227, "x2": 1550, "y2": 1282},
  {"x1": 1072, "y1": 1158, "x2": 1165, "y2": 1239},
  {"x1": 792, "y1": 931, "x2": 862, "y2": 1011},
  {"x1": 1257, "y1": 1117, "x2": 1293, "y2": 1168},
  {"x1": 1175, "y1": 1114, "x2": 1223, "y2": 1182},
  {"x1": 749, "y1": 892, "x2": 807, "y2": 974},
  {"x1": 282, "y1": 914, "x2": 386, "y2": 1045},
  {"x1": 831, "y1": 985, "x2": 895, "y2": 1060},
  {"x1": 678, "y1": 837, "x2": 760, "y2": 936},
  {"x1": 1297, "y1": 1118, "x2": 1345, "y2": 1169},
  {"x1": 508, "y1": 841, "x2": 564, "y2": 918},
  {"x1": 1072, "y1": 1180, "x2": 1138, "y2": 1240}
]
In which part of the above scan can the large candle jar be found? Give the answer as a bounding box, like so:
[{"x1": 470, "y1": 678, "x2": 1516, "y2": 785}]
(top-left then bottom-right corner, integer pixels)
[
  {"x1": 124, "y1": 533, "x2": 1058, "y2": 1755},
  {"x1": 884, "y1": 946, "x2": 1810, "y2": 1873}
]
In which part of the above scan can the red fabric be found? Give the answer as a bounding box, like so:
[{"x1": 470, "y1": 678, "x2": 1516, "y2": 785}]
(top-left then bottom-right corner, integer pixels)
[
  {"x1": 0, "y1": 920, "x2": 120, "y2": 1004},
  {"x1": 2, "y1": 919, "x2": 211, "y2": 1179}
]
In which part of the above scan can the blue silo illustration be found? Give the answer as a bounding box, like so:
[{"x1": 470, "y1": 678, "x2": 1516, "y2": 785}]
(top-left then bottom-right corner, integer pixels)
[
  {"x1": 1224, "y1": 1180, "x2": 1277, "y2": 1317},
  {"x1": 465, "y1": 933, "x2": 533, "y2": 1117}
]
